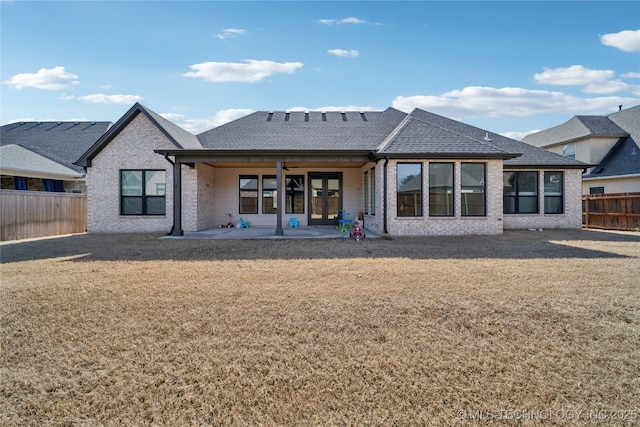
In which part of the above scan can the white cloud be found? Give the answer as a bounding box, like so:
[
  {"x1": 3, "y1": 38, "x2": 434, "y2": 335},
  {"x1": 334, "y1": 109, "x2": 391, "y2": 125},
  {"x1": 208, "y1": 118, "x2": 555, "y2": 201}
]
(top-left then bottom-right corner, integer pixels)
[
  {"x1": 391, "y1": 86, "x2": 639, "y2": 118},
  {"x1": 328, "y1": 49, "x2": 359, "y2": 58},
  {"x1": 600, "y1": 29, "x2": 640, "y2": 52},
  {"x1": 583, "y1": 79, "x2": 640, "y2": 95},
  {"x1": 534, "y1": 65, "x2": 614, "y2": 86},
  {"x1": 216, "y1": 28, "x2": 247, "y2": 39},
  {"x1": 58, "y1": 94, "x2": 75, "y2": 101},
  {"x1": 4, "y1": 66, "x2": 78, "y2": 90},
  {"x1": 318, "y1": 17, "x2": 369, "y2": 25},
  {"x1": 77, "y1": 94, "x2": 142, "y2": 104},
  {"x1": 161, "y1": 108, "x2": 255, "y2": 133},
  {"x1": 101, "y1": 83, "x2": 113, "y2": 89},
  {"x1": 501, "y1": 130, "x2": 541, "y2": 141},
  {"x1": 622, "y1": 72, "x2": 640, "y2": 79},
  {"x1": 183, "y1": 60, "x2": 303, "y2": 83}
]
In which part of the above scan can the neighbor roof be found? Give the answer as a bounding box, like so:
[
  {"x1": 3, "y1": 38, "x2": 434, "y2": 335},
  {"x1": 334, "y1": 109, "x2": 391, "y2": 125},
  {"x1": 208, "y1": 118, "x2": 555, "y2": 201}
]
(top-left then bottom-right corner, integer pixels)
[
  {"x1": 522, "y1": 114, "x2": 628, "y2": 148},
  {"x1": 1, "y1": 121, "x2": 112, "y2": 175},
  {"x1": 0, "y1": 144, "x2": 85, "y2": 179}
]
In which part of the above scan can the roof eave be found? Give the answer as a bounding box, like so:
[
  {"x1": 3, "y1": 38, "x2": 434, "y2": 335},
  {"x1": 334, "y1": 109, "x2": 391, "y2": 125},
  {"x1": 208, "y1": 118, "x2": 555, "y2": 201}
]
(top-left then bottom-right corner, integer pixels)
[{"x1": 371, "y1": 152, "x2": 521, "y2": 160}]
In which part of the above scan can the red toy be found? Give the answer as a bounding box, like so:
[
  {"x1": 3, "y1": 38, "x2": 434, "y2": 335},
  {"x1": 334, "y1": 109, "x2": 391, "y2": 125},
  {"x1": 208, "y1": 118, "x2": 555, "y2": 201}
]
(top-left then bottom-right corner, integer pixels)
[{"x1": 349, "y1": 222, "x2": 366, "y2": 241}]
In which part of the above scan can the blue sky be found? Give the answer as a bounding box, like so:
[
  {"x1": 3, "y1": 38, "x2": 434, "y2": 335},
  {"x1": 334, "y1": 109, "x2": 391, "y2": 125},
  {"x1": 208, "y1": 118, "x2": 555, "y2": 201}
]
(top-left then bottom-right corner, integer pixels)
[{"x1": 1, "y1": 1, "x2": 639, "y2": 139}]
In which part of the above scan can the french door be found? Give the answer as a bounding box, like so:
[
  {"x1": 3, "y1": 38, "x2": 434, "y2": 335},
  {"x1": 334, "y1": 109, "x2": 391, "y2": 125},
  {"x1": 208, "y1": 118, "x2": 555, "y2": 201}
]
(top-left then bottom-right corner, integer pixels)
[{"x1": 309, "y1": 172, "x2": 342, "y2": 225}]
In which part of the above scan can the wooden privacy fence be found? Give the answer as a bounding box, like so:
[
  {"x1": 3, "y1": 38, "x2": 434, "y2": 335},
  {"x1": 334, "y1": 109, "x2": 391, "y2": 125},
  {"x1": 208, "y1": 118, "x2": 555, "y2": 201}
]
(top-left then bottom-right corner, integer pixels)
[
  {"x1": 1, "y1": 190, "x2": 87, "y2": 241},
  {"x1": 582, "y1": 192, "x2": 640, "y2": 231}
]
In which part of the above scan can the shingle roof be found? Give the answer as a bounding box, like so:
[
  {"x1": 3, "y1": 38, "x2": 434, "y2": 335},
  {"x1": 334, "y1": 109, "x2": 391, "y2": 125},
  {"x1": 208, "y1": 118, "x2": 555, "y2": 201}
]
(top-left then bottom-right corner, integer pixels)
[
  {"x1": 583, "y1": 136, "x2": 640, "y2": 178},
  {"x1": 1, "y1": 121, "x2": 111, "y2": 174},
  {"x1": 378, "y1": 109, "x2": 515, "y2": 158},
  {"x1": 0, "y1": 144, "x2": 84, "y2": 179},
  {"x1": 579, "y1": 105, "x2": 640, "y2": 178},
  {"x1": 522, "y1": 115, "x2": 628, "y2": 148},
  {"x1": 382, "y1": 109, "x2": 587, "y2": 167},
  {"x1": 196, "y1": 109, "x2": 407, "y2": 151}
]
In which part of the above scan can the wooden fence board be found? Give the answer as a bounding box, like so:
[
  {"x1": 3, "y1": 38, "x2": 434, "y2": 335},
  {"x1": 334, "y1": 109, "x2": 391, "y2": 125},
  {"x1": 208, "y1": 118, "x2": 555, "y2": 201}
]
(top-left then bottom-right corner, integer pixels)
[
  {"x1": 1, "y1": 190, "x2": 87, "y2": 241},
  {"x1": 582, "y1": 192, "x2": 640, "y2": 231}
]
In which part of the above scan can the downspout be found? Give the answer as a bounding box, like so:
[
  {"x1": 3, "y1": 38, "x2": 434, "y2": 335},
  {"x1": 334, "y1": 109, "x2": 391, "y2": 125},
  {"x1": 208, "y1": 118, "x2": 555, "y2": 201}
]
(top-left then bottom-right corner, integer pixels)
[{"x1": 383, "y1": 155, "x2": 390, "y2": 235}]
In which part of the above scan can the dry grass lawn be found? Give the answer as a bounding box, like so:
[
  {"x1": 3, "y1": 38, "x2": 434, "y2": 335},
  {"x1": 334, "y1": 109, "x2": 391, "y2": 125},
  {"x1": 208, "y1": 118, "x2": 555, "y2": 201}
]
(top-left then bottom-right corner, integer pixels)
[{"x1": 1, "y1": 230, "x2": 639, "y2": 426}]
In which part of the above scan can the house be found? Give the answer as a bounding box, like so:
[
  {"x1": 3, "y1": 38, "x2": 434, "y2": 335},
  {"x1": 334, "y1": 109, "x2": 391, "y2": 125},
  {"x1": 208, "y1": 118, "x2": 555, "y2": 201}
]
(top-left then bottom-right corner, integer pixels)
[
  {"x1": 522, "y1": 105, "x2": 640, "y2": 195},
  {"x1": 1, "y1": 121, "x2": 112, "y2": 192},
  {"x1": 75, "y1": 103, "x2": 588, "y2": 236}
]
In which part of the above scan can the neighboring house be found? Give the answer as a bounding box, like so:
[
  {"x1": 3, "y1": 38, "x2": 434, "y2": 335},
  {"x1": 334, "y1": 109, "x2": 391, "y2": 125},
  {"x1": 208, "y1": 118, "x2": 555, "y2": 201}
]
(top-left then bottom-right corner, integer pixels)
[
  {"x1": 1, "y1": 121, "x2": 112, "y2": 192},
  {"x1": 75, "y1": 103, "x2": 588, "y2": 236},
  {"x1": 522, "y1": 105, "x2": 640, "y2": 195}
]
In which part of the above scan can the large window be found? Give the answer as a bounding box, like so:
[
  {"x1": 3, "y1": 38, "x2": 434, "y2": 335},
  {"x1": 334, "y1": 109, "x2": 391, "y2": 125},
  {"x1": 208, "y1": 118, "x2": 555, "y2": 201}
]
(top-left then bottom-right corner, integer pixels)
[
  {"x1": 262, "y1": 175, "x2": 278, "y2": 214},
  {"x1": 503, "y1": 171, "x2": 538, "y2": 214},
  {"x1": 544, "y1": 171, "x2": 563, "y2": 214},
  {"x1": 285, "y1": 175, "x2": 304, "y2": 214},
  {"x1": 461, "y1": 163, "x2": 486, "y2": 216},
  {"x1": 370, "y1": 167, "x2": 376, "y2": 215},
  {"x1": 429, "y1": 163, "x2": 454, "y2": 216},
  {"x1": 397, "y1": 163, "x2": 423, "y2": 216},
  {"x1": 120, "y1": 170, "x2": 165, "y2": 215},
  {"x1": 239, "y1": 175, "x2": 258, "y2": 214}
]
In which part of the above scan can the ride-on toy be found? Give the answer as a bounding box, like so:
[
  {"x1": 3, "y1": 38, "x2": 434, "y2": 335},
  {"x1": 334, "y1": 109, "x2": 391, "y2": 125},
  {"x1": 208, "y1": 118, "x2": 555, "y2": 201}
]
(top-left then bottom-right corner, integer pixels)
[{"x1": 349, "y1": 221, "x2": 366, "y2": 241}]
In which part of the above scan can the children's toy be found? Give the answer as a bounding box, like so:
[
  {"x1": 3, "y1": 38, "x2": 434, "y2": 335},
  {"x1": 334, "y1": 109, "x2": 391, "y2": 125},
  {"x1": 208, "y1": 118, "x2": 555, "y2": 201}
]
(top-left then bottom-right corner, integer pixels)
[
  {"x1": 350, "y1": 221, "x2": 365, "y2": 241},
  {"x1": 289, "y1": 217, "x2": 299, "y2": 228}
]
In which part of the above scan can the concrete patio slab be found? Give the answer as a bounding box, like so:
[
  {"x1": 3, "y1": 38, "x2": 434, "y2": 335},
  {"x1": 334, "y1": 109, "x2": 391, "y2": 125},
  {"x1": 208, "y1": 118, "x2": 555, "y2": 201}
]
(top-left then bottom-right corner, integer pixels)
[{"x1": 163, "y1": 225, "x2": 379, "y2": 240}]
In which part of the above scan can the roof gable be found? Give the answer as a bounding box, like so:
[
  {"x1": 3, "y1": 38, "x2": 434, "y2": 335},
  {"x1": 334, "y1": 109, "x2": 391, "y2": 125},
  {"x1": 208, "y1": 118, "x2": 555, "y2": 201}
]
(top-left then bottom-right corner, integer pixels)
[{"x1": 75, "y1": 103, "x2": 200, "y2": 167}]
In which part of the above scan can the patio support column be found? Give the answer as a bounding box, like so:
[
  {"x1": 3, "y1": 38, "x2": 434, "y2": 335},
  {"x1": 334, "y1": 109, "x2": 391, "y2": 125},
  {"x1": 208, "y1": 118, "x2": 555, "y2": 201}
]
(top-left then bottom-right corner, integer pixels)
[
  {"x1": 172, "y1": 160, "x2": 183, "y2": 236},
  {"x1": 275, "y1": 160, "x2": 284, "y2": 235}
]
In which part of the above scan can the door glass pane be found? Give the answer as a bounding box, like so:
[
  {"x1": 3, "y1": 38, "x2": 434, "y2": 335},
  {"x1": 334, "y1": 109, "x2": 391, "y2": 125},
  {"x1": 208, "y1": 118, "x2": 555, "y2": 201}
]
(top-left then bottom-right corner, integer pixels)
[
  {"x1": 327, "y1": 178, "x2": 340, "y2": 220},
  {"x1": 311, "y1": 178, "x2": 323, "y2": 220}
]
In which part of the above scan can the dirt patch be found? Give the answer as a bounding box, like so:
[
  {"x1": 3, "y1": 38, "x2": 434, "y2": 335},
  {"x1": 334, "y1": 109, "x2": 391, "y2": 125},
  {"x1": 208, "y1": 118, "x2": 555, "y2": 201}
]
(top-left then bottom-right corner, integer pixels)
[{"x1": 1, "y1": 230, "x2": 639, "y2": 425}]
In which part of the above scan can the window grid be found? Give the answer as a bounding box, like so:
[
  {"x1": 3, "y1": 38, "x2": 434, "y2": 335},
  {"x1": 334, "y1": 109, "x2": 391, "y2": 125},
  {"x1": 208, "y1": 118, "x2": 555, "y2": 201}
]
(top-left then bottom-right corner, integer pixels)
[{"x1": 120, "y1": 170, "x2": 166, "y2": 216}]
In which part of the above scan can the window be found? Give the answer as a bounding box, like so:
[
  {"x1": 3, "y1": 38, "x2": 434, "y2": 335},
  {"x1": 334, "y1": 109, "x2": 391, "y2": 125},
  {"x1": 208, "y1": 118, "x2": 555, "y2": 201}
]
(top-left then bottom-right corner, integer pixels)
[
  {"x1": 370, "y1": 167, "x2": 376, "y2": 215},
  {"x1": 429, "y1": 163, "x2": 454, "y2": 216},
  {"x1": 120, "y1": 170, "x2": 166, "y2": 215},
  {"x1": 262, "y1": 175, "x2": 277, "y2": 214},
  {"x1": 562, "y1": 143, "x2": 576, "y2": 159},
  {"x1": 397, "y1": 163, "x2": 422, "y2": 216},
  {"x1": 503, "y1": 171, "x2": 538, "y2": 214},
  {"x1": 239, "y1": 175, "x2": 258, "y2": 214},
  {"x1": 544, "y1": 172, "x2": 563, "y2": 214},
  {"x1": 590, "y1": 186, "x2": 605, "y2": 195},
  {"x1": 363, "y1": 171, "x2": 369, "y2": 214},
  {"x1": 285, "y1": 175, "x2": 304, "y2": 214},
  {"x1": 461, "y1": 163, "x2": 486, "y2": 216}
]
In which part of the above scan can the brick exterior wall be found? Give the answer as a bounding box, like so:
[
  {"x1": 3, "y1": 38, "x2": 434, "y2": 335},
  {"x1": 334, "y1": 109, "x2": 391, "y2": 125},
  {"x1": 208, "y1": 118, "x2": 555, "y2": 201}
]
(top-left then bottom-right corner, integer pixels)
[{"x1": 86, "y1": 114, "x2": 189, "y2": 233}]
